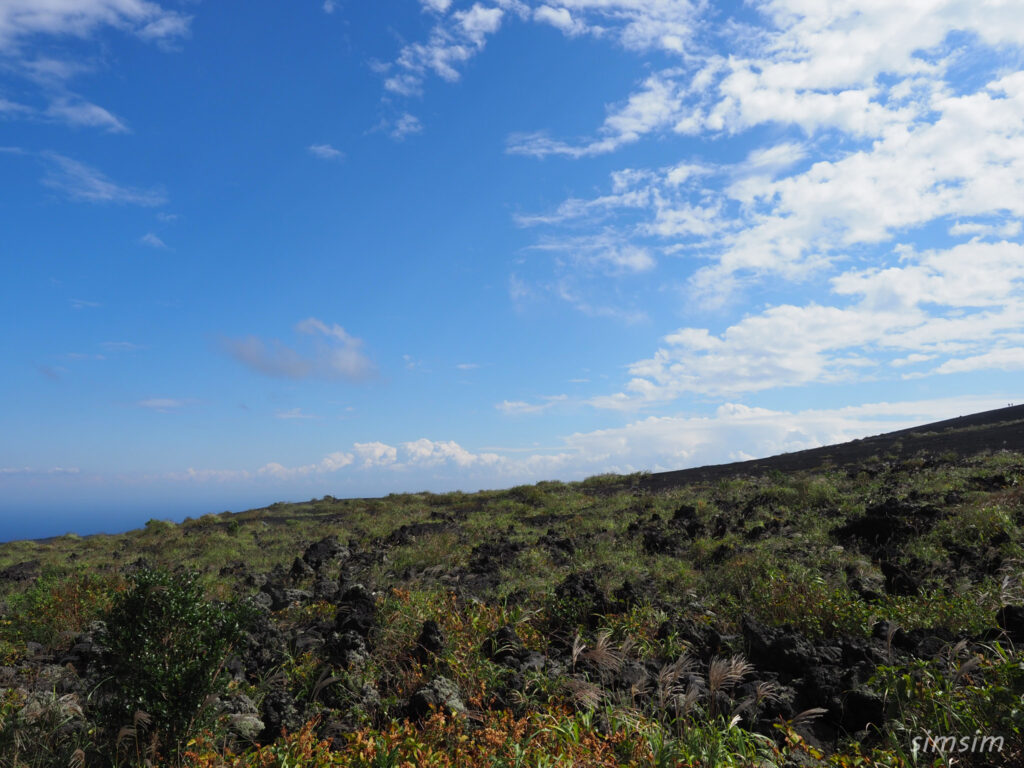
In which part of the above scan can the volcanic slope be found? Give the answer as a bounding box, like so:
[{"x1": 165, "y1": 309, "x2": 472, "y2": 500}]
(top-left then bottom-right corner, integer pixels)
[{"x1": 0, "y1": 405, "x2": 1022, "y2": 766}]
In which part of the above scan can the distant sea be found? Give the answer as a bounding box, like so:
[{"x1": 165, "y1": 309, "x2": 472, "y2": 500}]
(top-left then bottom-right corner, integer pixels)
[{"x1": 0, "y1": 498, "x2": 274, "y2": 544}]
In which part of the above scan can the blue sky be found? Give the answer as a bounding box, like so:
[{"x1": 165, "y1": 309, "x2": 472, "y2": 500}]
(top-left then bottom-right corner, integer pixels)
[{"x1": 2, "y1": 0, "x2": 1023, "y2": 541}]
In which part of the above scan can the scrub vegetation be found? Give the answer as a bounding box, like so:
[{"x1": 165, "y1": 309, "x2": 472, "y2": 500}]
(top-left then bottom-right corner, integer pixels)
[{"x1": 2, "y1": 418, "x2": 1024, "y2": 766}]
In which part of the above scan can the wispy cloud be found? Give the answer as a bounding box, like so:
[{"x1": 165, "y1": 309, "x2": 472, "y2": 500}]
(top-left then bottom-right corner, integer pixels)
[
  {"x1": 381, "y1": 3, "x2": 505, "y2": 96},
  {"x1": 508, "y1": 73, "x2": 683, "y2": 158},
  {"x1": 308, "y1": 143, "x2": 344, "y2": 160},
  {"x1": 0, "y1": 96, "x2": 31, "y2": 115},
  {"x1": 0, "y1": 0, "x2": 191, "y2": 50},
  {"x1": 70, "y1": 298, "x2": 100, "y2": 310},
  {"x1": 42, "y1": 153, "x2": 166, "y2": 206},
  {"x1": 390, "y1": 113, "x2": 422, "y2": 140},
  {"x1": 0, "y1": 466, "x2": 79, "y2": 477},
  {"x1": 139, "y1": 232, "x2": 168, "y2": 249},
  {"x1": 496, "y1": 394, "x2": 568, "y2": 415},
  {"x1": 223, "y1": 317, "x2": 376, "y2": 382},
  {"x1": 45, "y1": 97, "x2": 127, "y2": 132}
]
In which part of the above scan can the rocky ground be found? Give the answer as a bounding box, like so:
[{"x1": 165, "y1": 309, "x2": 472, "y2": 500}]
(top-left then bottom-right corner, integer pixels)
[{"x1": 2, "y1": 410, "x2": 1024, "y2": 766}]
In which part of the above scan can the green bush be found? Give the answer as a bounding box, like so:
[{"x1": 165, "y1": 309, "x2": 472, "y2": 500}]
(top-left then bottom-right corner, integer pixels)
[{"x1": 95, "y1": 567, "x2": 255, "y2": 762}]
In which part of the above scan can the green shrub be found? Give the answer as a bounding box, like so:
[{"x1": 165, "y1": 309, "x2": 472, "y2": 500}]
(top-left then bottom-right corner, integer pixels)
[{"x1": 95, "y1": 567, "x2": 255, "y2": 762}]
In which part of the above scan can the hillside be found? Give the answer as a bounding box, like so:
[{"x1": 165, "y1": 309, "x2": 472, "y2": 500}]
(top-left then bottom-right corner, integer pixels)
[{"x1": 1, "y1": 407, "x2": 1023, "y2": 766}]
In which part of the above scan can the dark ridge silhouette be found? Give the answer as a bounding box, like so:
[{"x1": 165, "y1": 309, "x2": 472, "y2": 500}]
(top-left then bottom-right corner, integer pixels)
[{"x1": 638, "y1": 402, "x2": 1024, "y2": 493}]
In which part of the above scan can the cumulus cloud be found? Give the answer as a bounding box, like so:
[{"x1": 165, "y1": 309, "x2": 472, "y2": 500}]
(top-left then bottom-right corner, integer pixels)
[
  {"x1": 223, "y1": 319, "x2": 375, "y2": 382},
  {"x1": 533, "y1": 6, "x2": 590, "y2": 37},
  {"x1": 257, "y1": 451, "x2": 354, "y2": 479},
  {"x1": 354, "y1": 441, "x2": 398, "y2": 467},
  {"x1": 589, "y1": 240, "x2": 1024, "y2": 406}
]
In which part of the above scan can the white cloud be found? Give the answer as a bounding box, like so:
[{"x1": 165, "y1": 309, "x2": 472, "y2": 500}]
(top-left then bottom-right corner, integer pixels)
[
  {"x1": 533, "y1": 6, "x2": 590, "y2": 36},
  {"x1": 391, "y1": 112, "x2": 423, "y2": 139},
  {"x1": 0, "y1": 466, "x2": 79, "y2": 477},
  {"x1": 45, "y1": 96, "x2": 127, "y2": 130},
  {"x1": 562, "y1": 395, "x2": 1014, "y2": 472},
  {"x1": 309, "y1": 143, "x2": 344, "y2": 160},
  {"x1": 508, "y1": 73, "x2": 683, "y2": 158},
  {"x1": 0, "y1": 0, "x2": 191, "y2": 51},
  {"x1": 421, "y1": 0, "x2": 453, "y2": 13},
  {"x1": 533, "y1": 1, "x2": 699, "y2": 54},
  {"x1": 949, "y1": 220, "x2": 1023, "y2": 238},
  {"x1": 139, "y1": 232, "x2": 166, "y2": 248},
  {"x1": 169, "y1": 394, "x2": 1015, "y2": 490},
  {"x1": 383, "y1": 3, "x2": 504, "y2": 95},
  {"x1": 743, "y1": 141, "x2": 808, "y2": 172},
  {"x1": 496, "y1": 394, "x2": 568, "y2": 414},
  {"x1": 323, "y1": 1, "x2": 337, "y2": 14},
  {"x1": 591, "y1": 240, "x2": 1024, "y2": 405},
  {"x1": 354, "y1": 441, "x2": 398, "y2": 467},
  {"x1": 42, "y1": 153, "x2": 166, "y2": 206},
  {"x1": 401, "y1": 438, "x2": 502, "y2": 467},
  {"x1": 223, "y1": 317, "x2": 376, "y2": 382},
  {"x1": 256, "y1": 450, "x2": 354, "y2": 479},
  {"x1": 0, "y1": 96, "x2": 32, "y2": 114},
  {"x1": 515, "y1": 60, "x2": 1024, "y2": 312},
  {"x1": 930, "y1": 347, "x2": 1024, "y2": 376},
  {"x1": 456, "y1": 362, "x2": 480, "y2": 370},
  {"x1": 532, "y1": 232, "x2": 656, "y2": 273}
]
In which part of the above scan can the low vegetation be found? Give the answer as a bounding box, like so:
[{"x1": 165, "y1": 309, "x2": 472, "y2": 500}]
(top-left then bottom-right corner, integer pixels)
[{"x1": 1, "y1": 444, "x2": 1023, "y2": 766}]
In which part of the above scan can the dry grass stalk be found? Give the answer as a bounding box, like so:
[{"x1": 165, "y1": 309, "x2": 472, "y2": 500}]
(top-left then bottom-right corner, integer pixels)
[
  {"x1": 583, "y1": 629, "x2": 623, "y2": 673},
  {"x1": 707, "y1": 655, "x2": 752, "y2": 695},
  {"x1": 564, "y1": 678, "x2": 604, "y2": 710}
]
